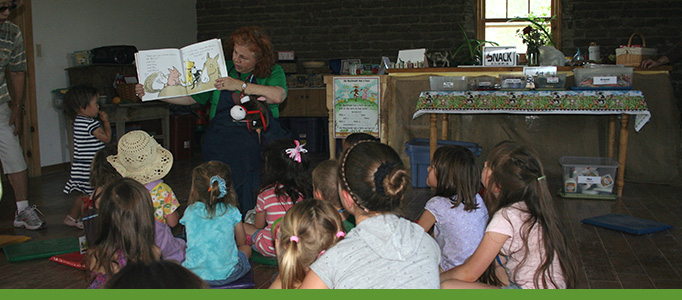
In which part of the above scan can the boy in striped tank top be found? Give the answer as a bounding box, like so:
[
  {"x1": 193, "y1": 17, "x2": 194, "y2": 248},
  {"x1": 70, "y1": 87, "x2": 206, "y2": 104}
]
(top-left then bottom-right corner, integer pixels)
[
  {"x1": 244, "y1": 139, "x2": 312, "y2": 257},
  {"x1": 63, "y1": 85, "x2": 111, "y2": 229}
]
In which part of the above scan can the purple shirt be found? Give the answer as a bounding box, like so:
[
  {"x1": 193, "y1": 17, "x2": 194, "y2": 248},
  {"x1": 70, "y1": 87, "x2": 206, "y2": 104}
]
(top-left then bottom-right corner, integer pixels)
[
  {"x1": 154, "y1": 220, "x2": 186, "y2": 263},
  {"x1": 425, "y1": 194, "x2": 488, "y2": 271}
]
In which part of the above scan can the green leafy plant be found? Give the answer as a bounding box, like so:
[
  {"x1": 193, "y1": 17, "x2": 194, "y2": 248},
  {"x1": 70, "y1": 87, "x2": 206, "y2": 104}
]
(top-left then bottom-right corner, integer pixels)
[
  {"x1": 451, "y1": 23, "x2": 499, "y2": 65},
  {"x1": 510, "y1": 14, "x2": 555, "y2": 48}
]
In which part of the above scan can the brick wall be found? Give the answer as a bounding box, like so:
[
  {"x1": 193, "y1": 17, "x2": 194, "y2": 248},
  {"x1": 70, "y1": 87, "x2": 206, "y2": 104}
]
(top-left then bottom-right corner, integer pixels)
[
  {"x1": 196, "y1": 0, "x2": 476, "y2": 65},
  {"x1": 196, "y1": 0, "x2": 682, "y2": 97}
]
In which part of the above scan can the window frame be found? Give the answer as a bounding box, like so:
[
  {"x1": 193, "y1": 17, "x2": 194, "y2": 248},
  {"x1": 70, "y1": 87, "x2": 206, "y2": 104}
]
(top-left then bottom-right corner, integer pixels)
[{"x1": 476, "y1": 0, "x2": 562, "y2": 52}]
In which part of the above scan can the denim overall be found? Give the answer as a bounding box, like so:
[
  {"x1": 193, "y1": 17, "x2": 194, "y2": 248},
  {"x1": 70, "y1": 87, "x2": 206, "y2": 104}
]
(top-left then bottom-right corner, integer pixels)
[{"x1": 201, "y1": 71, "x2": 290, "y2": 213}]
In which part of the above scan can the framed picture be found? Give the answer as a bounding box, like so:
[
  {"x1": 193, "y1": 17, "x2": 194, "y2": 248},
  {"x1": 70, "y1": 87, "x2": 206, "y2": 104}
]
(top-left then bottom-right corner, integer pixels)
[{"x1": 340, "y1": 59, "x2": 361, "y2": 75}]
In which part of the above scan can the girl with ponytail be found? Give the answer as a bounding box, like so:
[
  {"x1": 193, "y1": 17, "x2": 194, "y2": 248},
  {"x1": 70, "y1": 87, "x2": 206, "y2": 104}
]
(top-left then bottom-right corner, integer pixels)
[
  {"x1": 180, "y1": 161, "x2": 252, "y2": 287},
  {"x1": 269, "y1": 199, "x2": 345, "y2": 289}
]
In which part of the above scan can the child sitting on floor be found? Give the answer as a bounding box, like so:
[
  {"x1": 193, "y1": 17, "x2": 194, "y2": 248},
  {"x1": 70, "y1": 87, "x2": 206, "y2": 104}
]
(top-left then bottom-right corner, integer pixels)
[
  {"x1": 107, "y1": 130, "x2": 185, "y2": 263},
  {"x1": 62, "y1": 85, "x2": 112, "y2": 229},
  {"x1": 312, "y1": 159, "x2": 355, "y2": 232},
  {"x1": 417, "y1": 145, "x2": 488, "y2": 272},
  {"x1": 244, "y1": 139, "x2": 312, "y2": 258},
  {"x1": 82, "y1": 143, "x2": 121, "y2": 245},
  {"x1": 269, "y1": 199, "x2": 345, "y2": 289},
  {"x1": 87, "y1": 178, "x2": 161, "y2": 288},
  {"x1": 180, "y1": 161, "x2": 252, "y2": 286},
  {"x1": 299, "y1": 140, "x2": 441, "y2": 289},
  {"x1": 440, "y1": 141, "x2": 577, "y2": 289}
]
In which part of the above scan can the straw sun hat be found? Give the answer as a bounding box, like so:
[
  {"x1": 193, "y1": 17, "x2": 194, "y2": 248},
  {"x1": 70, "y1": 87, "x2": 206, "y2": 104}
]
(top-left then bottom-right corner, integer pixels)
[{"x1": 107, "y1": 130, "x2": 173, "y2": 184}]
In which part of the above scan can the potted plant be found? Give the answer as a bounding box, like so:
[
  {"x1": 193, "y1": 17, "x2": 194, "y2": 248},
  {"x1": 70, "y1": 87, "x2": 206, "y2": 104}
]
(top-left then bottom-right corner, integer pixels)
[
  {"x1": 511, "y1": 14, "x2": 555, "y2": 66},
  {"x1": 451, "y1": 23, "x2": 499, "y2": 65}
]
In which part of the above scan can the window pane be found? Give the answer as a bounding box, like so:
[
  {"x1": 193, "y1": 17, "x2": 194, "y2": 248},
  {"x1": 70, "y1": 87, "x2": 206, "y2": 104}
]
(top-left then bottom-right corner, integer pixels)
[
  {"x1": 486, "y1": 23, "x2": 528, "y2": 52},
  {"x1": 485, "y1": 0, "x2": 508, "y2": 19},
  {"x1": 530, "y1": 0, "x2": 551, "y2": 17},
  {"x1": 508, "y1": 0, "x2": 529, "y2": 18}
]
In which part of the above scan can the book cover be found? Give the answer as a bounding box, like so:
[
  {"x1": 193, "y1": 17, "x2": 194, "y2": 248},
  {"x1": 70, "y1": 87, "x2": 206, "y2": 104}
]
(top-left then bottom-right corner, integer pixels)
[{"x1": 136, "y1": 38, "x2": 228, "y2": 101}]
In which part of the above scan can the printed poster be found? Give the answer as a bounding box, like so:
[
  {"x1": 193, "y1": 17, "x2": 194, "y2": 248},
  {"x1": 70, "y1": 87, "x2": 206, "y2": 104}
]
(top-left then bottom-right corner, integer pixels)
[{"x1": 333, "y1": 77, "x2": 380, "y2": 138}]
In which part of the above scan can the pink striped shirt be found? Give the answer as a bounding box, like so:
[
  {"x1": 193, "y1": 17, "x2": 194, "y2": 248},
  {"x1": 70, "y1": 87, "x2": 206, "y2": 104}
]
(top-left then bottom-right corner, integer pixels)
[{"x1": 253, "y1": 185, "x2": 300, "y2": 257}]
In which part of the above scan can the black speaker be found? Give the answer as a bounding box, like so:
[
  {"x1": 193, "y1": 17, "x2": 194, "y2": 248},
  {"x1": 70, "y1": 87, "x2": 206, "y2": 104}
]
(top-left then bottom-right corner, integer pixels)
[{"x1": 91, "y1": 45, "x2": 138, "y2": 64}]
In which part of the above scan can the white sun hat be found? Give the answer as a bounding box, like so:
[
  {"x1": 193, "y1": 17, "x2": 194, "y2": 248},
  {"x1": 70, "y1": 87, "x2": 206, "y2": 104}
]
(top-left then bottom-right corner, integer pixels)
[{"x1": 107, "y1": 130, "x2": 173, "y2": 184}]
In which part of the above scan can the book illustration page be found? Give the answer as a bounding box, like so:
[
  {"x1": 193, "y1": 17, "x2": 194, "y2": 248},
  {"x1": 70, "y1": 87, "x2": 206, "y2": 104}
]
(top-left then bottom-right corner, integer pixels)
[
  {"x1": 137, "y1": 49, "x2": 187, "y2": 101},
  {"x1": 181, "y1": 39, "x2": 228, "y2": 94}
]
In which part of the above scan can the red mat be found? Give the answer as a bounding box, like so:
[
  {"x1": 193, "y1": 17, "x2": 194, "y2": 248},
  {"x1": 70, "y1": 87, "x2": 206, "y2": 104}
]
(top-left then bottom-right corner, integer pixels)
[{"x1": 49, "y1": 251, "x2": 86, "y2": 270}]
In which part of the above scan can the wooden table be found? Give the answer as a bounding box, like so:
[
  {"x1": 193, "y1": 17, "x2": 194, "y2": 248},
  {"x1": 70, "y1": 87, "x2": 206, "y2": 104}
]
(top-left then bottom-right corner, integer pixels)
[
  {"x1": 101, "y1": 102, "x2": 170, "y2": 149},
  {"x1": 413, "y1": 90, "x2": 651, "y2": 197}
]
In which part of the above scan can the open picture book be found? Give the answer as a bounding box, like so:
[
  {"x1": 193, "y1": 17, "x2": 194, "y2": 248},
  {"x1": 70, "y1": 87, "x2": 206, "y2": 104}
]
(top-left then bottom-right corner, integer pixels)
[{"x1": 135, "y1": 38, "x2": 228, "y2": 101}]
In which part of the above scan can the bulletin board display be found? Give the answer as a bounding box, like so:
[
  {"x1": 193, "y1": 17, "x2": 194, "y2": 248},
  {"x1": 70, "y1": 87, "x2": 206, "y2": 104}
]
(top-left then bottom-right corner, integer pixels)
[{"x1": 332, "y1": 76, "x2": 381, "y2": 138}]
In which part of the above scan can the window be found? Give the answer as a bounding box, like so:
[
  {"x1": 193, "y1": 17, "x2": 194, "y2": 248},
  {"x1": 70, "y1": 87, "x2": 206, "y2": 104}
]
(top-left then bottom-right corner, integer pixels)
[{"x1": 477, "y1": 0, "x2": 561, "y2": 53}]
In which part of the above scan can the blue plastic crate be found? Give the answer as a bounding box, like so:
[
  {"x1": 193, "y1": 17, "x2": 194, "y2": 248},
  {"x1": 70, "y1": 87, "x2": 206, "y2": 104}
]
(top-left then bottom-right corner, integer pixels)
[{"x1": 404, "y1": 138, "x2": 482, "y2": 188}]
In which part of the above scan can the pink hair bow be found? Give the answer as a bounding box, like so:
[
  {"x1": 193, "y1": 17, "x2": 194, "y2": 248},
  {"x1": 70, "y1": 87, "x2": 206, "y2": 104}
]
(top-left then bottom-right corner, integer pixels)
[{"x1": 285, "y1": 140, "x2": 308, "y2": 163}]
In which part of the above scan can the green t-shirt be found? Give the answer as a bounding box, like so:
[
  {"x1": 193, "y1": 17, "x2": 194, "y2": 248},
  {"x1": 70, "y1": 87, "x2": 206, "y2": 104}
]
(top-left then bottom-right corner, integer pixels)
[{"x1": 191, "y1": 61, "x2": 287, "y2": 119}]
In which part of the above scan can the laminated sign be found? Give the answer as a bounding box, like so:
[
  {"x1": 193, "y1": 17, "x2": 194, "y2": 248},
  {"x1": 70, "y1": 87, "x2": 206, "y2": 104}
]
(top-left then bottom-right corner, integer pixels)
[{"x1": 483, "y1": 46, "x2": 517, "y2": 67}]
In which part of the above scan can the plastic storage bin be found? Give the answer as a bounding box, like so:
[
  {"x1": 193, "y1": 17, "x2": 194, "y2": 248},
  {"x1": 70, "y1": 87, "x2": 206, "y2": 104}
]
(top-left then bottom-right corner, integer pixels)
[
  {"x1": 499, "y1": 74, "x2": 527, "y2": 89},
  {"x1": 468, "y1": 76, "x2": 498, "y2": 90},
  {"x1": 405, "y1": 138, "x2": 482, "y2": 188},
  {"x1": 573, "y1": 65, "x2": 633, "y2": 89},
  {"x1": 429, "y1": 76, "x2": 467, "y2": 91},
  {"x1": 559, "y1": 156, "x2": 618, "y2": 199},
  {"x1": 534, "y1": 73, "x2": 567, "y2": 90}
]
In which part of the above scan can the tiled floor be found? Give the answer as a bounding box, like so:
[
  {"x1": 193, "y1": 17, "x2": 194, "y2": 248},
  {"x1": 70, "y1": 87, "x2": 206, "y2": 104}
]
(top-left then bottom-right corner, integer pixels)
[{"x1": 1, "y1": 152, "x2": 682, "y2": 288}]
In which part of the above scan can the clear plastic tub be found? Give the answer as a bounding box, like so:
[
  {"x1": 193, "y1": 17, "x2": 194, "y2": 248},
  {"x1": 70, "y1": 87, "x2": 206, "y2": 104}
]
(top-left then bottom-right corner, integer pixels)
[
  {"x1": 468, "y1": 76, "x2": 498, "y2": 90},
  {"x1": 534, "y1": 73, "x2": 567, "y2": 90},
  {"x1": 499, "y1": 74, "x2": 527, "y2": 89},
  {"x1": 429, "y1": 76, "x2": 467, "y2": 91},
  {"x1": 573, "y1": 65, "x2": 633, "y2": 88},
  {"x1": 559, "y1": 156, "x2": 618, "y2": 195}
]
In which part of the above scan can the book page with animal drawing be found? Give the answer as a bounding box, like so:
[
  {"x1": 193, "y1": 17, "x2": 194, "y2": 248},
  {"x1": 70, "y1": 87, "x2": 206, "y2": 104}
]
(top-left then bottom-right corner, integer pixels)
[
  {"x1": 136, "y1": 48, "x2": 188, "y2": 101},
  {"x1": 180, "y1": 38, "x2": 228, "y2": 95}
]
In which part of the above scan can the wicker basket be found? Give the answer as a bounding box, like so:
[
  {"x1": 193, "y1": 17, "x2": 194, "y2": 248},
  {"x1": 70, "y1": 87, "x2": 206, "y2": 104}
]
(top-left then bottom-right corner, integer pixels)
[
  {"x1": 615, "y1": 32, "x2": 657, "y2": 67},
  {"x1": 115, "y1": 83, "x2": 141, "y2": 102}
]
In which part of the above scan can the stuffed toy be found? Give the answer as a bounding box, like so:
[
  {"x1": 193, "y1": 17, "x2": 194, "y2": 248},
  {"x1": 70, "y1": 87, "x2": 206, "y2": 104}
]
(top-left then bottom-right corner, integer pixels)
[{"x1": 230, "y1": 95, "x2": 268, "y2": 134}]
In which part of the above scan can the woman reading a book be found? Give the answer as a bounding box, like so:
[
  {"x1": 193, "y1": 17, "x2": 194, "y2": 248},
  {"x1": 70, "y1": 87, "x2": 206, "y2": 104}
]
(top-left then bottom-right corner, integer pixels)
[{"x1": 135, "y1": 26, "x2": 289, "y2": 214}]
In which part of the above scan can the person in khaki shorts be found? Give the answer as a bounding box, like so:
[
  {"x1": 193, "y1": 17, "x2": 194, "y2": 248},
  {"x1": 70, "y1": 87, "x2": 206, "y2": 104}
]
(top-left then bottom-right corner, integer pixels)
[{"x1": 0, "y1": 0, "x2": 46, "y2": 230}]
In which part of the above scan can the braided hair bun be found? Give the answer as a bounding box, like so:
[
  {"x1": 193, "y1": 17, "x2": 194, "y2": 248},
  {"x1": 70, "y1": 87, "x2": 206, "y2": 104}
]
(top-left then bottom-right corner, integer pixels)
[{"x1": 338, "y1": 141, "x2": 410, "y2": 214}]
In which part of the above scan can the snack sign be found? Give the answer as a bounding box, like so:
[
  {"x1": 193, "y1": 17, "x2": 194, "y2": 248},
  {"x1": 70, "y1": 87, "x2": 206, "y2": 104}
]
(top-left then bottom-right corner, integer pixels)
[{"x1": 483, "y1": 46, "x2": 517, "y2": 67}]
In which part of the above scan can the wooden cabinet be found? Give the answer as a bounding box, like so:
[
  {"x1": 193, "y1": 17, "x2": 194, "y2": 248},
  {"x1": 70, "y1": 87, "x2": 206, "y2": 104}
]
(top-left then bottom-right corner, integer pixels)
[{"x1": 279, "y1": 88, "x2": 327, "y2": 117}]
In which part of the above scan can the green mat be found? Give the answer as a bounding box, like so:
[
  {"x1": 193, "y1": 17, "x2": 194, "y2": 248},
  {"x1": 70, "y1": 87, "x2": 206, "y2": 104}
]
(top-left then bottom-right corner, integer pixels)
[
  {"x1": 250, "y1": 251, "x2": 278, "y2": 265},
  {"x1": 3, "y1": 237, "x2": 80, "y2": 263}
]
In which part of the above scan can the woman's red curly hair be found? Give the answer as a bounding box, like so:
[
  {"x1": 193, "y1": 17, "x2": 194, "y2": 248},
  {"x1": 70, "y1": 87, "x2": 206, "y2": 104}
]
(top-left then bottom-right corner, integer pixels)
[{"x1": 224, "y1": 26, "x2": 276, "y2": 78}]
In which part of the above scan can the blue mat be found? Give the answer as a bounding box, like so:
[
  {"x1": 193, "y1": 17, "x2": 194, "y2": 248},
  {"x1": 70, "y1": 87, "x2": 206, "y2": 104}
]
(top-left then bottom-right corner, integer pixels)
[{"x1": 581, "y1": 214, "x2": 673, "y2": 235}]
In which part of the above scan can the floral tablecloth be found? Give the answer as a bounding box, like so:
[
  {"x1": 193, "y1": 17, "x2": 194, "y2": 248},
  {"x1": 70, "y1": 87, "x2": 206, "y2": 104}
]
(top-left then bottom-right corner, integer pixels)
[{"x1": 413, "y1": 90, "x2": 650, "y2": 132}]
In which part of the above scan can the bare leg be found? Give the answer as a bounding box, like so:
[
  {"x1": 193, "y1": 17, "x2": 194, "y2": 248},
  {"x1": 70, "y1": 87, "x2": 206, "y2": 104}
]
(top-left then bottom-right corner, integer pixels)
[
  {"x1": 68, "y1": 192, "x2": 84, "y2": 219},
  {"x1": 239, "y1": 245, "x2": 252, "y2": 259},
  {"x1": 243, "y1": 223, "x2": 259, "y2": 236},
  {"x1": 7, "y1": 170, "x2": 28, "y2": 202}
]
